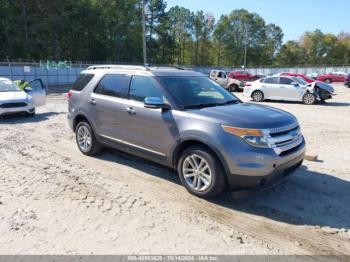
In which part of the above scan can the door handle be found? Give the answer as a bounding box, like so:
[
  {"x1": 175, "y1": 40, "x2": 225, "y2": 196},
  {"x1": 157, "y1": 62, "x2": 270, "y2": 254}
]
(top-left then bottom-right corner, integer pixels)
[
  {"x1": 89, "y1": 98, "x2": 96, "y2": 105},
  {"x1": 126, "y1": 107, "x2": 136, "y2": 115}
]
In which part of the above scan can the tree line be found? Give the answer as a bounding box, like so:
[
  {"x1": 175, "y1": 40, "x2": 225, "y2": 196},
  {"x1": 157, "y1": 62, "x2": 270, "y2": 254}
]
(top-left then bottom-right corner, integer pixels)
[{"x1": 0, "y1": 0, "x2": 350, "y2": 67}]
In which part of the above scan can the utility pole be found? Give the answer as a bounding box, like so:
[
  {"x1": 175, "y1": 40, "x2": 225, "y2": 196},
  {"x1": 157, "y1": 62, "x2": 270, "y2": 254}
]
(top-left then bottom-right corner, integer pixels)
[
  {"x1": 243, "y1": 41, "x2": 247, "y2": 70},
  {"x1": 243, "y1": 24, "x2": 248, "y2": 70},
  {"x1": 141, "y1": 0, "x2": 147, "y2": 65}
]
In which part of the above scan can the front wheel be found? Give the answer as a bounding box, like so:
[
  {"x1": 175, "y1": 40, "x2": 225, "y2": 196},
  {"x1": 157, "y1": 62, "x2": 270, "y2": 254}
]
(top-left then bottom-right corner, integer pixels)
[
  {"x1": 75, "y1": 121, "x2": 102, "y2": 156},
  {"x1": 26, "y1": 109, "x2": 35, "y2": 116},
  {"x1": 251, "y1": 90, "x2": 264, "y2": 102},
  {"x1": 178, "y1": 146, "x2": 226, "y2": 198},
  {"x1": 302, "y1": 92, "x2": 316, "y2": 105}
]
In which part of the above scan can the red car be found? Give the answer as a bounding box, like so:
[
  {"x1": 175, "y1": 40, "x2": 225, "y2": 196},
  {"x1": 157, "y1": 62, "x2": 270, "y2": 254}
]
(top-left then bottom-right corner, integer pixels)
[
  {"x1": 316, "y1": 72, "x2": 348, "y2": 83},
  {"x1": 228, "y1": 70, "x2": 258, "y2": 81},
  {"x1": 280, "y1": 72, "x2": 314, "y2": 83}
]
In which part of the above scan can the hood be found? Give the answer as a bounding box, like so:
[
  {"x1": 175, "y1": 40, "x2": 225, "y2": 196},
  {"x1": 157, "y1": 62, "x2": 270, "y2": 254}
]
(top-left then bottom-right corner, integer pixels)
[
  {"x1": 188, "y1": 103, "x2": 297, "y2": 129},
  {"x1": 313, "y1": 81, "x2": 334, "y2": 93},
  {"x1": 0, "y1": 91, "x2": 28, "y2": 102}
]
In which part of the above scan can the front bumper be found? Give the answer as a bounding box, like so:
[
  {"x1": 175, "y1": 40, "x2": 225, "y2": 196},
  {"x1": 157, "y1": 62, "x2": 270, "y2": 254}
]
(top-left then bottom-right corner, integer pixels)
[
  {"x1": 229, "y1": 151, "x2": 304, "y2": 198},
  {"x1": 0, "y1": 105, "x2": 34, "y2": 116},
  {"x1": 224, "y1": 136, "x2": 305, "y2": 190}
]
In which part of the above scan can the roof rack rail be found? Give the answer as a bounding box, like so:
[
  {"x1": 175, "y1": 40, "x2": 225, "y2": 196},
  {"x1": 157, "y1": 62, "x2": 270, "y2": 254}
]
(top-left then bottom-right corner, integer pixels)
[{"x1": 86, "y1": 65, "x2": 150, "y2": 71}]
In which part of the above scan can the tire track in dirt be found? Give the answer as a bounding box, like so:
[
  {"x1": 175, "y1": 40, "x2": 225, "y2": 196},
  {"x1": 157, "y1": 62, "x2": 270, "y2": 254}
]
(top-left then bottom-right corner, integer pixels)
[{"x1": 21, "y1": 125, "x2": 350, "y2": 256}]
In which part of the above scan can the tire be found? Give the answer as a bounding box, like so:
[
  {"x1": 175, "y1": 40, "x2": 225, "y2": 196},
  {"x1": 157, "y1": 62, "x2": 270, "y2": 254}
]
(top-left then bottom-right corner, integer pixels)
[
  {"x1": 178, "y1": 145, "x2": 226, "y2": 198},
  {"x1": 325, "y1": 79, "x2": 332, "y2": 84},
  {"x1": 251, "y1": 90, "x2": 264, "y2": 102},
  {"x1": 26, "y1": 109, "x2": 35, "y2": 116},
  {"x1": 228, "y1": 84, "x2": 239, "y2": 92},
  {"x1": 302, "y1": 92, "x2": 316, "y2": 105},
  {"x1": 75, "y1": 121, "x2": 102, "y2": 156}
]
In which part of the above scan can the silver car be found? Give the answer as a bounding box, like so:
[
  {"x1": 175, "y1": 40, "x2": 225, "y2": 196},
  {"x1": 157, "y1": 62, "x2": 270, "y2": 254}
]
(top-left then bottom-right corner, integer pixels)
[
  {"x1": 0, "y1": 77, "x2": 46, "y2": 116},
  {"x1": 244, "y1": 76, "x2": 334, "y2": 105},
  {"x1": 68, "y1": 65, "x2": 305, "y2": 198}
]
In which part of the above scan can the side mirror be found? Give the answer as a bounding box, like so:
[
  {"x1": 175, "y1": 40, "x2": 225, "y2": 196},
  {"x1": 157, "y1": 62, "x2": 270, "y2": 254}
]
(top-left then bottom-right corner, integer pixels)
[
  {"x1": 144, "y1": 97, "x2": 170, "y2": 110},
  {"x1": 24, "y1": 86, "x2": 33, "y2": 92},
  {"x1": 291, "y1": 82, "x2": 299, "y2": 87}
]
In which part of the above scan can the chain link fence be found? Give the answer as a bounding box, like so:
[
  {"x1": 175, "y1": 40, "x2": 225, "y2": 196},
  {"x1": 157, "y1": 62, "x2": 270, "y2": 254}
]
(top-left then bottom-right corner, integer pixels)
[{"x1": 1, "y1": 61, "x2": 349, "y2": 86}]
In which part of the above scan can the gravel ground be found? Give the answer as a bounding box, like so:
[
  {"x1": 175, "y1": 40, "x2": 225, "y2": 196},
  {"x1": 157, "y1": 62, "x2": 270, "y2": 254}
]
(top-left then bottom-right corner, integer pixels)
[{"x1": 0, "y1": 83, "x2": 349, "y2": 256}]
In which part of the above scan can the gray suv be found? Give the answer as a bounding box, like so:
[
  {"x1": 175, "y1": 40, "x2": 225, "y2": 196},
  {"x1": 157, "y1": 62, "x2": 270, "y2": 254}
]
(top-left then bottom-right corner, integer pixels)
[{"x1": 68, "y1": 65, "x2": 305, "y2": 198}]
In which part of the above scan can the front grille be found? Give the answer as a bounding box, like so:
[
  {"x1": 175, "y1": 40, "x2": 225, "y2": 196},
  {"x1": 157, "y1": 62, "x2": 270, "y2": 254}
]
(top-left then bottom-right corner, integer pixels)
[
  {"x1": 267, "y1": 123, "x2": 303, "y2": 156},
  {"x1": 269, "y1": 126, "x2": 299, "y2": 138},
  {"x1": 0, "y1": 102, "x2": 27, "y2": 108},
  {"x1": 279, "y1": 143, "x2": 304, "y2": 157}
]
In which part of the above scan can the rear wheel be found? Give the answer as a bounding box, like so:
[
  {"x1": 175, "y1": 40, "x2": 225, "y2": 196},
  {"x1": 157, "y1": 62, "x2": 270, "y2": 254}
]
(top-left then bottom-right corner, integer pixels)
[
  {"x1": 178, "y1": 145, "x2": 226, "y2": 198},
  {"x1": 75, "y1": 121, "x2": 102, "y2": 156},
  {"x1": 251, "y1": 90, "x2": 264, "y2": 102},
  {"x1": 228, "y1": 84, "x2": 239, "y2": 92},
  {"x1": 302, "y1": 92, "x2": 316, "y2": 105}
]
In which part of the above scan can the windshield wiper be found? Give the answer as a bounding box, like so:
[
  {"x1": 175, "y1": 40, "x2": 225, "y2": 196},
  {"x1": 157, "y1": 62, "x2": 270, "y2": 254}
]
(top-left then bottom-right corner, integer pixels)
[
  {"x1": 184, "y1": 100, "x2": 239, "y2": 109},
  {"x1": 216, "y1": 100, "x2": 239, "y2": 106},
  {"x1": 184, "y1": 103, "x2": 219, "y2": 109}
]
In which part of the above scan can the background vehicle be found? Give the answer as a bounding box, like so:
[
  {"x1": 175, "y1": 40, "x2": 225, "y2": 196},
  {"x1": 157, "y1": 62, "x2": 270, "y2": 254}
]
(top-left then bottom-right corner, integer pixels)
[
  {"x1": 345, "y1": 74, "x2": 350, "y2": 88},
  {"x1": 0, "y1": 77, "x2": 46, "y2": 116},
  {"x1": 280, "y1": 72, "x2": 315, "y2": 83},
  {"x1": 209, "y1": 70, "x2": 244, "y2": 92},
  {"x1": 244, "y1": 75, "x2": 334, "y2": 105},
  {"x1": 68, "y1": 65, "x2": 305, "y2": 198},
  {"x1": 228, "y1": 70, "x2": 259, "y2": 81},
  {"x1": 306, "y1": 72, "x2": 319, "y2": 79},
  {"x1": 316, "y1": 72, "x2": 348, "y2": 83}
]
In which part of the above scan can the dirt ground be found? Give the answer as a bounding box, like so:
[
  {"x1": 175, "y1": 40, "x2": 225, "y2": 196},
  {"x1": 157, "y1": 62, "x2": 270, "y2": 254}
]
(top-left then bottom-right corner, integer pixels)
[{"x1": 0, "y1": 83, "x2": 349, "y2": 256}]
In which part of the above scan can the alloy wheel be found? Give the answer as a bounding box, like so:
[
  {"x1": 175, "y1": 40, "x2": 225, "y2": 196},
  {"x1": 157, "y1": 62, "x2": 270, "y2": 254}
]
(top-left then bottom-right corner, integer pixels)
[
  {"x1": 252, "y1": 91, "x2": 263, "y2": 102},
  {"x1": 303, "y1": 93, "x2": 315, "y2": 105},
  {"x1": 77, "y1": 125, "x2": 92, "y2": 152},
  {"x1": 182, "y1": 154, "x2": 212, "y2": 192}
]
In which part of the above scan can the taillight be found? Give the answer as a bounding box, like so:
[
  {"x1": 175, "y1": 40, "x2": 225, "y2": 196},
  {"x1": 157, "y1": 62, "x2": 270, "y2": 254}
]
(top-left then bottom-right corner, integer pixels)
[
  {"x1": 245, "y1": 83, "x2": 252, "y2": 87},
  {"x1": 66, "y1": 91, "x2": 73, "y2": 99}
]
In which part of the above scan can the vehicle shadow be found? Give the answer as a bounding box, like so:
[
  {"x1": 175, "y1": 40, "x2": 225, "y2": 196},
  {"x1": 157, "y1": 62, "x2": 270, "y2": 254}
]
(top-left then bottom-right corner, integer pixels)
[
  {"x1": 213, "y1": 166, "x2": 350, "y2": 230},
  {"x1": 0, "y1": 112, "x2": 63, "y2": 124},
  {"x1": 95, "y1": 148, "x2": 350, "y2": 230}
]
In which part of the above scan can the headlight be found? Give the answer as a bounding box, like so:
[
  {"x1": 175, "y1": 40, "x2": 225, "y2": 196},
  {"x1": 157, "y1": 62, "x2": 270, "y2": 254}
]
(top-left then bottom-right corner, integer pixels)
[{"x1": 222, "y1": 125, "x2": 269, "y2": 148}]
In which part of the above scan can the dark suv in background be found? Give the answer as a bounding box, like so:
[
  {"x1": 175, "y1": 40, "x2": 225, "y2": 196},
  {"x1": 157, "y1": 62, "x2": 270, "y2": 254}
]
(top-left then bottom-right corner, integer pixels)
[{"x1": 67, "y1": 65, "x2": 305, "y2": 198}]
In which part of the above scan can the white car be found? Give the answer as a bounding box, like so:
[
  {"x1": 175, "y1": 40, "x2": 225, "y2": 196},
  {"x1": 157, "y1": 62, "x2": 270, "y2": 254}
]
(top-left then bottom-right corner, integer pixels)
[
  {"x1": 209, "y1": 70, "x2": 244, "y2": 92},
  {"x1": 0, "y1": 77, "x2": 46, "y2": 116},
  {"x1": 243, "y1": 75, "x2": 334, "y2": 105}
]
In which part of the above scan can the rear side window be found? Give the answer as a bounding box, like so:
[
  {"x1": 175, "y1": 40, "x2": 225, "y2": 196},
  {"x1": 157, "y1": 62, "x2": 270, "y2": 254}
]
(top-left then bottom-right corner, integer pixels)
[
  {"x1": 72, "y1": 74, "x2": 94, "y2": 91},
  {"x1": 279, "y1": 77, "x2": 293, "y2": 85},
  {"x1": 94, "y1": 74, "x2": 130, "y2": 98},
  {"x1": 129, "y1": 76, "x2": 163, "y2": 102},
  {"x1": 263, "y1": 77, "x2": 279, "y2": 84}
]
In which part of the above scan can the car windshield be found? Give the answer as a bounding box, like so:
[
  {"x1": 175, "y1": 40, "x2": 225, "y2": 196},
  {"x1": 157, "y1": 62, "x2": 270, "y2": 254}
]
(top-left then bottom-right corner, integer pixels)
[
  {"x1": 157, "y1": 76, "x2": 240, "y2": 109},
  {"x1": 0, "y1": 79, "x2": 21, "y2": 92},
  {"x1": 292, "y1": 76, "x2": 307, "y2": 85}
]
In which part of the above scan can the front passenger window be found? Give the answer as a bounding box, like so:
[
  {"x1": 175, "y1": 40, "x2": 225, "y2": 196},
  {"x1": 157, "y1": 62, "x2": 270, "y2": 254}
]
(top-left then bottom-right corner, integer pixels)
[{"x1": 129, "y1": 76, "x2": 163, "y2": 102}]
